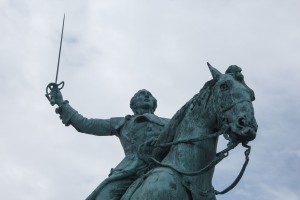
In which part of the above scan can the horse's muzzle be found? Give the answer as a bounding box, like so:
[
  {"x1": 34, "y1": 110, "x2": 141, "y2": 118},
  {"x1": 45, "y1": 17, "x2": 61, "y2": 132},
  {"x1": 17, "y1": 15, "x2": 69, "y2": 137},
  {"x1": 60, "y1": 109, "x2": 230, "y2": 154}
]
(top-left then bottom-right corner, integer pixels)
[{"x1": 228, "y1": 118, "x2": 257, "y2": 142}]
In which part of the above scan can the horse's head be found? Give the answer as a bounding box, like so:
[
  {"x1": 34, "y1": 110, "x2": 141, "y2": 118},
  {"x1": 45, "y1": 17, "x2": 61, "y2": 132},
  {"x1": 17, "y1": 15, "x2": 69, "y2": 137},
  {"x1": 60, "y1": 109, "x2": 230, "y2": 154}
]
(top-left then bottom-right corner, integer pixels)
[{"x1": 208, "y1": 63, "x2": 258, "y2": 143}]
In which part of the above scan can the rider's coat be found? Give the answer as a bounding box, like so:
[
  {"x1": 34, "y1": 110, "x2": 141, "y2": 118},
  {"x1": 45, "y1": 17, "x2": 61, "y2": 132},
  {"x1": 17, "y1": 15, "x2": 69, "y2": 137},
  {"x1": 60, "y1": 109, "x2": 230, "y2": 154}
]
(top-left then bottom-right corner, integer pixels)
[{"x1": 56, "y1": 102, "x2": 169, "y2": 200}]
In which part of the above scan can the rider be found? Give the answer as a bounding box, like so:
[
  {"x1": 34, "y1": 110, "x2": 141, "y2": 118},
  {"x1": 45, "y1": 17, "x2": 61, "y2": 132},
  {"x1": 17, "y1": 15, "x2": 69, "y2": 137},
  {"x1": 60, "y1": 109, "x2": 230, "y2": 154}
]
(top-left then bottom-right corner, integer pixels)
[{"x1": 47, "y1": 89, "x2": 170, "y2": 200}]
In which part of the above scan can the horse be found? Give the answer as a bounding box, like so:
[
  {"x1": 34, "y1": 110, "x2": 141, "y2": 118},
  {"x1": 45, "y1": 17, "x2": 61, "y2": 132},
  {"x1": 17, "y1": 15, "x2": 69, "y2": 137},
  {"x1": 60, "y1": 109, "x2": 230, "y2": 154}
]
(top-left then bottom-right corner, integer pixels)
[{"x1": 121, "y1": 63, "x2": 258, "y2": 200}]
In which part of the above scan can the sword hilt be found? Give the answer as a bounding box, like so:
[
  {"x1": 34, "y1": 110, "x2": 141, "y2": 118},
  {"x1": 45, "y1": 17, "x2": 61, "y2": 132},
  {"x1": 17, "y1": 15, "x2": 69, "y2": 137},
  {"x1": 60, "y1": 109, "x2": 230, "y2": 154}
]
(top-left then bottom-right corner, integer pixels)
[{"x1": 45, "y1": 81, "x2": 65, "y2": 106}]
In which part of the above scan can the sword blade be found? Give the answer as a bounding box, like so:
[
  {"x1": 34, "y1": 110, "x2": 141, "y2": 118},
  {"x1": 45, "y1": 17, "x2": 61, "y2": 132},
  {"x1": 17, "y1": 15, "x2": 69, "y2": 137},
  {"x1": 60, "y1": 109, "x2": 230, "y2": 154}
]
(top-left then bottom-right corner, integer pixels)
[{"x1": 55, "y1": 14, "x2": 65, "y2": 84}]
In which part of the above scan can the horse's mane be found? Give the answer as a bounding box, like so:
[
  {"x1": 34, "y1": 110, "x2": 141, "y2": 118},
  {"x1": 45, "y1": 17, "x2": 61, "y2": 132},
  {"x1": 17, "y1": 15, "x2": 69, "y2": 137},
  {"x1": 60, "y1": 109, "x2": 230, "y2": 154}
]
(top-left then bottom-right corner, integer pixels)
[{"x1": 154, "y1": 79, "x2": 217, "y2": 160}]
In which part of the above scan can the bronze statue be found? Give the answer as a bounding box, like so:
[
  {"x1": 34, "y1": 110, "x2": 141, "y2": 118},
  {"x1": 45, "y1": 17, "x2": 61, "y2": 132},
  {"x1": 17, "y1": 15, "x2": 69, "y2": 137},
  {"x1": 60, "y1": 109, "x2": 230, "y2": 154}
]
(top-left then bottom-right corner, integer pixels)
[
  {"x1": 46, "y1": 63, "x2": 257, "y2": 200},
  {"x1": 46, "y1": 16, "x2": 258, "y2": 200}
]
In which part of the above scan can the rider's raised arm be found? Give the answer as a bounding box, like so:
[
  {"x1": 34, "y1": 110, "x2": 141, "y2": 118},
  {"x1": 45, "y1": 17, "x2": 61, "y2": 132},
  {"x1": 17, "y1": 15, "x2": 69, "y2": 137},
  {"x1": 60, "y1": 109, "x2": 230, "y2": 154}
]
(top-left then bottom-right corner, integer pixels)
[
  {"x1": 46, "y1": 89, "x2": 125, "y2": 136},
  {"x1": 55, "y1": 101, "x2": 124, "y2": 136}
]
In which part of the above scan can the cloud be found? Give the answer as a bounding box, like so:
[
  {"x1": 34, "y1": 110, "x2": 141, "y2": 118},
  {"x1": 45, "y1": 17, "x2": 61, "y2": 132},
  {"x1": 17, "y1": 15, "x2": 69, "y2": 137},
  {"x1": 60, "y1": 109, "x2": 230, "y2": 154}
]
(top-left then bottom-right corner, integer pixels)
[{"x1": 1, "y1": 0, "x2": 300, "y2": 199}]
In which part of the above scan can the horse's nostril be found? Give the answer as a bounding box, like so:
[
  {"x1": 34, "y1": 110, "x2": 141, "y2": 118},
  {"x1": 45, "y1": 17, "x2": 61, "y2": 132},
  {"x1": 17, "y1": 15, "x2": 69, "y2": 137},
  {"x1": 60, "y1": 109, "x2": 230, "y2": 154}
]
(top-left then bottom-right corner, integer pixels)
[{"x1": 238, "y1": 118, "x2": 245, "y2": 126}]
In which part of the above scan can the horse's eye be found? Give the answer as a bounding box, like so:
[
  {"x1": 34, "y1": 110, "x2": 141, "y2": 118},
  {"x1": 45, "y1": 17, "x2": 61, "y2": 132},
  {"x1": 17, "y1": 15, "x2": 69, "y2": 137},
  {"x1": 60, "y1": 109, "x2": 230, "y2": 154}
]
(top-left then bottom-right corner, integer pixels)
[{"x1": 220, "y1": 83, "x2": 229, "y2": 91}]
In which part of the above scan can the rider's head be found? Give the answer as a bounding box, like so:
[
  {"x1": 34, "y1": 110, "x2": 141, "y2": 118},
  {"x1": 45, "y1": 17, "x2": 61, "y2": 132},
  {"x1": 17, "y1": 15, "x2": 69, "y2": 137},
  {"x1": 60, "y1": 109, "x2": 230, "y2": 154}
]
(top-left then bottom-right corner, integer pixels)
[{"x1": 130, "y1": 89, "x2": 157, "y2": 115}]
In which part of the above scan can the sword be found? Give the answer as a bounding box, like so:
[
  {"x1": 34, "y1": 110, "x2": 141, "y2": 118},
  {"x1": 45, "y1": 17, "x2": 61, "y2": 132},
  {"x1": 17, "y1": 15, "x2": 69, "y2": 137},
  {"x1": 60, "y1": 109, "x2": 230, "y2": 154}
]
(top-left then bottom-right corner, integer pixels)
[{"x1": 45, "y1": 14, "x2": 65, "y2": 106}]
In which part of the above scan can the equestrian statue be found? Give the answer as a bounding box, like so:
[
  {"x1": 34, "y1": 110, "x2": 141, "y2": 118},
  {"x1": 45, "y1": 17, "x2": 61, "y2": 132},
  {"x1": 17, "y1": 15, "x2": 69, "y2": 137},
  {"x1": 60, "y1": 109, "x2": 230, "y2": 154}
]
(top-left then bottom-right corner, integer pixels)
[{"x1": 46, "y1": 16, "x2": 258, "y2": 200}]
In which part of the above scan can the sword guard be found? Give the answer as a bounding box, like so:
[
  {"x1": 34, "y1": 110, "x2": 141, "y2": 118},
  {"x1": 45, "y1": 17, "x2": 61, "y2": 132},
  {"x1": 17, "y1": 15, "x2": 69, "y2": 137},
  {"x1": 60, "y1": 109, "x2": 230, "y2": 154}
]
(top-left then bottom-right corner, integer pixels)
[{"x1": 45, "y1": 81, "x2": 65, "y2": 106}]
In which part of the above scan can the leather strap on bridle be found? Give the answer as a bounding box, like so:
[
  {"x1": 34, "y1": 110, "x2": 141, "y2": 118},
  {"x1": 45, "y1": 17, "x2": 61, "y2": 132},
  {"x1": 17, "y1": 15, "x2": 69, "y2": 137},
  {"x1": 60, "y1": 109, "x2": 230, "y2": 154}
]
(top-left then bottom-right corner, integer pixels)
[
  {"x1": 214, "y1": 143, "x2": 251, "y2": 195},
  {"x1": 149, "y1": 140, "x2": 238, "y2": 176}
]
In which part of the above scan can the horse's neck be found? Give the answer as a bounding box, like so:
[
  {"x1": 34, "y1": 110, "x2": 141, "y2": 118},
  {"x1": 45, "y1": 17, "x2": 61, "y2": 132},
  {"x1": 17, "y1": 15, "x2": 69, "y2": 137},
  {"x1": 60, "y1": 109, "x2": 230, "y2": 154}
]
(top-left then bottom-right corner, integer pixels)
[
  {"x1": 160, "y1": 111, "x2": 218, "y2": 192},
  {"x1": 161, "y1": 104, "x2": 217, "y2": 175},
  {"x1": 163, "y1": 107, "x2": 218, "y2": 168}
]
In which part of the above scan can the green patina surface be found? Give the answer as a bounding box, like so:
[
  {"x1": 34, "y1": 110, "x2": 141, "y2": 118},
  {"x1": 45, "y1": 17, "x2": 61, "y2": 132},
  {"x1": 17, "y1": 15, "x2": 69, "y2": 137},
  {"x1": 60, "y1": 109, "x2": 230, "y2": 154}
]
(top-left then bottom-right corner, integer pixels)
[{"x1": 47, "y1": 63, "x2": 257, "y2": 200}]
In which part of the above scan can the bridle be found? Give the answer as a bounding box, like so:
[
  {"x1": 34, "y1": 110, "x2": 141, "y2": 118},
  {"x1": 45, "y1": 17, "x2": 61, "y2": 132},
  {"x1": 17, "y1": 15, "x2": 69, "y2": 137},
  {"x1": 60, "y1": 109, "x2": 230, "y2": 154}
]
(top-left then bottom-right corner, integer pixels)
[{"x1": 138, "y1": 99, "x2": 254, "y2": 195}]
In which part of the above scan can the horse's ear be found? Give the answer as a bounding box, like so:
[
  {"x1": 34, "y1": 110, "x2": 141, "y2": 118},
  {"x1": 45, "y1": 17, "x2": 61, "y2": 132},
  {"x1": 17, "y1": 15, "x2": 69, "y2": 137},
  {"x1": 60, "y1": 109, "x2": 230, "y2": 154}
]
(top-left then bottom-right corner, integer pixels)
[{"x1": 207, "y1": 62, "x2": 221, "y2": 79}]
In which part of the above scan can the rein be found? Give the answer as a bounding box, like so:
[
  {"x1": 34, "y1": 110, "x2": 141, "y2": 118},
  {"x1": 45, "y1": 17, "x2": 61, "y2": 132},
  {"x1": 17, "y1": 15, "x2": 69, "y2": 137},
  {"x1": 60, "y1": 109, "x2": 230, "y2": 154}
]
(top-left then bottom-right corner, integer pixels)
[
  {"x1": 158, "y1": 130, "x2": 223, "y2": 148},
  {"x1": 215, "y1": 142, "x2": 251, "y2": 195},
  {"x1": 140, "y1": 130, "x2": 251, "y2": 195}
]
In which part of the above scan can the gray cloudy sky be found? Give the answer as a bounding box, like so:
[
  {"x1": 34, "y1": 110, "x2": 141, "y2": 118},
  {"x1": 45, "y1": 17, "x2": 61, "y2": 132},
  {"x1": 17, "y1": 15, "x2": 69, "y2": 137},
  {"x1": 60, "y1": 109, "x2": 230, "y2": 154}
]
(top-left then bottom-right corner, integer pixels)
[{"x1": 1, "y1": 0, "x2": 300, "y2": 199}]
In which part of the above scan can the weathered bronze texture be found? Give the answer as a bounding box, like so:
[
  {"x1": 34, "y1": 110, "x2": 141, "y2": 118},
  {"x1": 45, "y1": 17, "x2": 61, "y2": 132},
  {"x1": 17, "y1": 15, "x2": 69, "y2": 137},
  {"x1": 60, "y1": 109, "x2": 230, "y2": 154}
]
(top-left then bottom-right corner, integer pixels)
[{"x1": 47, "y1": 63, "x2": 257, "y2": 200}]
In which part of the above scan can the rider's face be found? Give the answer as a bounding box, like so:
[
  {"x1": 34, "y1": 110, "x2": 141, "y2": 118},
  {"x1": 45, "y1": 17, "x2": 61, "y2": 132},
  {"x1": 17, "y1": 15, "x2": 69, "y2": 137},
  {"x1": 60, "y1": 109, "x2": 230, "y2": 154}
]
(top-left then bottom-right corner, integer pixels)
[{"x1": 134, "y1": 90, "x2": 155, "y2": 110}]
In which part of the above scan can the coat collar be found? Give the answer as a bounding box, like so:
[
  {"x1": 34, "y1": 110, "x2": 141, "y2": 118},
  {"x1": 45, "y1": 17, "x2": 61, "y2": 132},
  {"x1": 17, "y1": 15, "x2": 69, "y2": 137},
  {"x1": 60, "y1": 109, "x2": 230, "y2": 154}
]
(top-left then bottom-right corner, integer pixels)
[{"x1": 133, "y1": 113, "x2": 165, "y2": 126}]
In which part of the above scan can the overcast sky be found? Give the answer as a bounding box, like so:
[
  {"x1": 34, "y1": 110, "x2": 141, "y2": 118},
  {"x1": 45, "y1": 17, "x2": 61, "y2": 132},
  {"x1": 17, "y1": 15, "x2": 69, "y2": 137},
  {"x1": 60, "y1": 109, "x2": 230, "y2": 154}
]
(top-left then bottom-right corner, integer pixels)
[{"x1": 1, "y1": 0, "x2": 300, "y2": 200}]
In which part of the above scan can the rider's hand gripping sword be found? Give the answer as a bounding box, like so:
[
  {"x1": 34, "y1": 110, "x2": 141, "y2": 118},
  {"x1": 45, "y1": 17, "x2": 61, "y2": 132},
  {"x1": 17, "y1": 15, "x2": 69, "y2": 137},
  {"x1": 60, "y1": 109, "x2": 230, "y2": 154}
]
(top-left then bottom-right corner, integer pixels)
[{"x1": 45, "y1": 14, "x2": 65, "y2": 106}]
